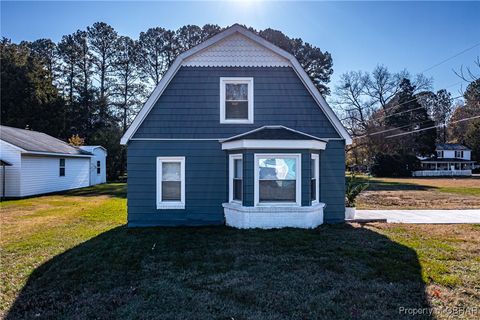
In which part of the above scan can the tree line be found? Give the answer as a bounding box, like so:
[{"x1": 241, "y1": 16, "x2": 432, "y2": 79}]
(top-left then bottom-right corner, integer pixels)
[
  {"x1": 1, "y1": 23, "x2": 333, "y2": 179},
  {"x1": 334, "y1": 62, "x2": 480, "y2": 176}
]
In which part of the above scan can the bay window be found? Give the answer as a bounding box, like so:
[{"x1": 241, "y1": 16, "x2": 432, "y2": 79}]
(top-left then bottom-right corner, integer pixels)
[
  {"x1": 156, "y1": 157, "x2": 185, "y2": 209},
  {"x1": 254, "y1": 154, "x2": 301, "y2": 206}
]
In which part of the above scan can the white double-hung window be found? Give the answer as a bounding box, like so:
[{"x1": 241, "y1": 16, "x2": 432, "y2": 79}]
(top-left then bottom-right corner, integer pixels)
[
  {"x1": 220, "y1": 77, "x2": 254, "y2": 123},
  {"x1": 254, "y1": 154, "x2": 301, "y2": 206},
  {"x1": 229, "y1": 154, "x2": 243, "y2": 203},
  {"x1": 311, "y1": 154, "x2": 319, "y2": 204},
  {"x1": 156, "y1": 157, "x2": 185, "y2": 209}
]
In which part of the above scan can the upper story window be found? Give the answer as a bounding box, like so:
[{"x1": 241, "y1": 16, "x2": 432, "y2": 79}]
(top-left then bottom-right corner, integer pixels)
[
  {"x1": 437, "y1": 151, "x2": 443, "y2": 158},
  {"x1": 455, "y1": 151, "x2": 464, "y2": 158},
  {"x1": 59, "y1": 159, "x2": 65, "y2": 176},
  {"x1": 220, "y1": 77, "x2": 254, "y2": 124}
]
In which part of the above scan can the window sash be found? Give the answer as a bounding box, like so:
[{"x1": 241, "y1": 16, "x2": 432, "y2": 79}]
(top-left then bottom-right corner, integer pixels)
[
  {"x1": 220, "y1": 77, "x2": 253, "y2": 123},
  {"x1": 254, "y1": 154, "x2": 301, "y2": 206},
  {"x1": 229, "y1": 154, "x2": 243, "y2": 203},
  {"x1": 59, "y1": 159, "x2": 65, "y2": 177},
  {"x1": 157, "y1": 157, "x2": 185, "y2": 209},
  {"x1": 311, "y1": 154, "x2": 319, "y2": 204},
  {"x1": 96, "y1": 161, "x2": 101, "y2": 174}
]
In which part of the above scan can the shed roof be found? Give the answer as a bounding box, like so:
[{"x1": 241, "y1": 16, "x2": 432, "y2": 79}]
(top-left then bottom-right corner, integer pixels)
[
  {"x1": 0, "y1": 125, "x2": 92, "y2": 156},
  {"x1": 436, "y1": 143, "x2": 470, "y2": 151}
]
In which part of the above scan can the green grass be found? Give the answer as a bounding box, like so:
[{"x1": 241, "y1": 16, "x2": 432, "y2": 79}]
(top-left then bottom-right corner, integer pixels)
[
  {"x1": 437, "y1": 187, "x2": 480, "y2": 196},
  {"x1": 1, "y1": 183, "x2": 479, "y2": 319}
]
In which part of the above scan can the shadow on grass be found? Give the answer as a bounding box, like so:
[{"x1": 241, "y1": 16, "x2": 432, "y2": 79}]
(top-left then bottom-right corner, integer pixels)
[
  {"x1": 353, "y1": 176, "x2": 434, "y2": 192},
  {"x1": 64, "y1": 183, "x2": 126, "y2": 199},
  {"x1": 6, "y1": 225, "x2": 431, "y2": 319}
]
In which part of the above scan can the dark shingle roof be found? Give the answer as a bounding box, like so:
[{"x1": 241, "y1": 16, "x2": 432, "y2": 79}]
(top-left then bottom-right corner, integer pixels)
[
  {"x1": 0, "y1": 125, "x2": 91, "y2": 156},
  {"x1": 221, "y1": 126, "x2": 325, "y2": 142},
  {"x1": 436, "y1": 143, "x2": 470, "y2": 151}
]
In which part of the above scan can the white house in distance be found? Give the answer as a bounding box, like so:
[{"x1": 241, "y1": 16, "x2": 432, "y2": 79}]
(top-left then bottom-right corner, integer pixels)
[
  {"x1": 0, "y1": 125, "x2": 106, "y2": 198},
  {"x1": 413, "y1": 143, "x2": 476, "y2": 177}
]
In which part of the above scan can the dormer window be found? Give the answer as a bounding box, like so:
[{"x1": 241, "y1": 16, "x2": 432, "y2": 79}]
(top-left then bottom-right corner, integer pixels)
[
  {"x1": 220, "y1": 77, "x2": 254, "y2": 124},
  {"x1": 437, "y1": 151, "x2": 443, "y2": 158},
  {"x1": 455, "y1": 151, "x2": 464, "y2": 158}
]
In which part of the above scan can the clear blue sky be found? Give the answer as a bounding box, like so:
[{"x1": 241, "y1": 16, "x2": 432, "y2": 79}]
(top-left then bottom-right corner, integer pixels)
[{"x1": 2, "y1": 1, "x2": 479, "y2": 97}]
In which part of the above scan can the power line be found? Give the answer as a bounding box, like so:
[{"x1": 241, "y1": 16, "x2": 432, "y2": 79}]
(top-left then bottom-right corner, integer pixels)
[
  {"x1": 355, "y1": 118, "x2": 434, "y2": 139},
  {"x1": 420, "y1": 41, "x2": 480, "y2": 74},
  {"x1": 344, "y1": 77, "x2": 466, "y2": 114},
  {"x1": 382, "y1": 95, "x2": 463, "y2": 119},
  {"x1": 384, "y1": 115, "x2": 480, "y2": 139}
]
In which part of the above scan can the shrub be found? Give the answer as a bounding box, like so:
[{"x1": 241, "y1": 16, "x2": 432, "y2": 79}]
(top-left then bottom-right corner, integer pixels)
[{"x1": 345, "y1": 172, "x2": 369, "y2": 207}]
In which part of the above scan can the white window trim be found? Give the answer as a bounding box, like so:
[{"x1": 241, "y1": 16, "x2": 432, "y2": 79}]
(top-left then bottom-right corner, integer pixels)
[
  {"x1": 254, "y1": 153, "x2": 301, "y2": 207},
  {"x1": 222, "y1": 139, "x2": 326, "y2": 150},
  {"x1": 156, "y1": 156, "x2": 185, "y2": 209},
  {"x1": 220, "y1": 77, "x2": 254, "y2": 124},
  {"x1": 229, "y1": 154, "x2": 243, "y2": 204},
  {"x1": 311, "y1": 154, "x2": 319, "y2": 205}
]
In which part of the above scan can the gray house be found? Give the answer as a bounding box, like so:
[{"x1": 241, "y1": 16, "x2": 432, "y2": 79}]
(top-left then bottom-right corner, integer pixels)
[{"x1": 121, "y1": 25, "x2": 352, "y2": 228}]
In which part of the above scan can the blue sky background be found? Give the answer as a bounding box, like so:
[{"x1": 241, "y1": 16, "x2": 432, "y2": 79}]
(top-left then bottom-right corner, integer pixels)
[{"x1": 2, "y1": 1, "x2": 479, "y2": 99}]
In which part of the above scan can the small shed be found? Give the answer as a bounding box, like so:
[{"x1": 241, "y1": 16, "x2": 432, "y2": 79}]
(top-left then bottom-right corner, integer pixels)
[{"x1": 79, "y1": 146, "x2": 107, "y2": 185}]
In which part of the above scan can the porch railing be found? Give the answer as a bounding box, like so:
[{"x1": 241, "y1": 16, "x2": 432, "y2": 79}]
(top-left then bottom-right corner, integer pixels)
[{"x1": 412, "y1": 170, "x2": 472, "y2": 177}]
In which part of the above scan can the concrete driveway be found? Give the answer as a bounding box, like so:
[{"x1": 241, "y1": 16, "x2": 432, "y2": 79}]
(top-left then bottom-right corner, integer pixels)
[{"x1": 354, "y1": 209, "x2": 480, "y2": 224}]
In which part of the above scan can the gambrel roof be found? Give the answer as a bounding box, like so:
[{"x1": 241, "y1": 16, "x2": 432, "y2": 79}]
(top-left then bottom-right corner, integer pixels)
[{"x1": 120, "y1": 24, "x2": 352, "y2": 145}]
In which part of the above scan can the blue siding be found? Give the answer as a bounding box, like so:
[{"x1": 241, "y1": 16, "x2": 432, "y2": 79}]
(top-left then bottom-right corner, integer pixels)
[
  {"x1": 320, "y1": 140, "x2": 346, "y2": 222},
  {"x1": 133, "y1": 67, "x2": 341, "y2": 139},
  {"x1": 127, "y1": 140, "x2": 227, "y2": 227}
]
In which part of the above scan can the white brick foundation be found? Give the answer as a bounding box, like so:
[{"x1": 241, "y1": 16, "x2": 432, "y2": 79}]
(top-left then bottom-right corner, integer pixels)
[{"x1": 223, "y1": 202, "x2": 325, "y2": 229}]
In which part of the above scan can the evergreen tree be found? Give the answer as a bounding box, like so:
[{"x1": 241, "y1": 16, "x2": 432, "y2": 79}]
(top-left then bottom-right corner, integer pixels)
[
  {"x1": 87, "y1": 22, "x2": 118, "y2": 123},
  {"x1": 0, "y1": 39, "x2": 65, "y2": 137},
  {"x1": 385, "y1": 79, "x2": 436, "y2": 156}
]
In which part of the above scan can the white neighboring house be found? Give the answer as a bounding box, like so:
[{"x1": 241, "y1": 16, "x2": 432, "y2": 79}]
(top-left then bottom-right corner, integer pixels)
[
  {"x1": 413, "y1": 143, "x2": 475, "y2": 177},
  {"x1": 0, "y1": 125, "x2": 107, "y2": 198}
]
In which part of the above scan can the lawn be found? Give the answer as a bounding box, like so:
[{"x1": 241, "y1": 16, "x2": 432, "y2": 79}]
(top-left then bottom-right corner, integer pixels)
[
  {"x1": 356, "y1": 176, "x2": 480, "y2": 209},
  {"x1": 1, "y1": 184, "x2": 479, "y2": 319}
]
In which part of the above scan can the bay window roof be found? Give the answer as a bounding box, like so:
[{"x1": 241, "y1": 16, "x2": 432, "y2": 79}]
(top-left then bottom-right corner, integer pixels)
[{"x1": 220, "y1": 126, "x2": 327, "y2": 150}]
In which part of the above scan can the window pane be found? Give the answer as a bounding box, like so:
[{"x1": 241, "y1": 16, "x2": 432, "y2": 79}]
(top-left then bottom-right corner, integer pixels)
[
  {"x1": 311, "y1": 158, "x2": 316, "y2": 177},
  {"x1": 259, "y1": 158, "x2": 296, "y2": 180},
  {"x1": 234, "y1": 159, "x2": 243, "y2": 179},
  {"x1": 59, "y1": 168, "x2": 65, "y2": 176},
  {"x1": 226, "y1": 83, "x2": 248, "y2": 101},
  {"x1": 59, "y1": 159, "x2": 65, "y2": 167},
  {"x1": 225, "y1": 101, "x2": 248, "y2": 119},
  {"x1": 233, "y1": 179, "x2": 242, "y2": 201},
  {"x1": 162, "y1": 181, "x2": 181, "y2": 201},
  {"x1": 311, "y1": 179, "x2": 316, "y2": 201},
  {"x1": 259, "y1": 180, "x2": 296, "y2": 202},
  {"x1": 162, "y1": 162, "x2": 181, "y2": 181}
]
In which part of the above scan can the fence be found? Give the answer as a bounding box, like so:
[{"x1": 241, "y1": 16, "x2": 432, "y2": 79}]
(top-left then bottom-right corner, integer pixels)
[{"x1": 412, "y1": 170, "x2": 472, "y2": 177}]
